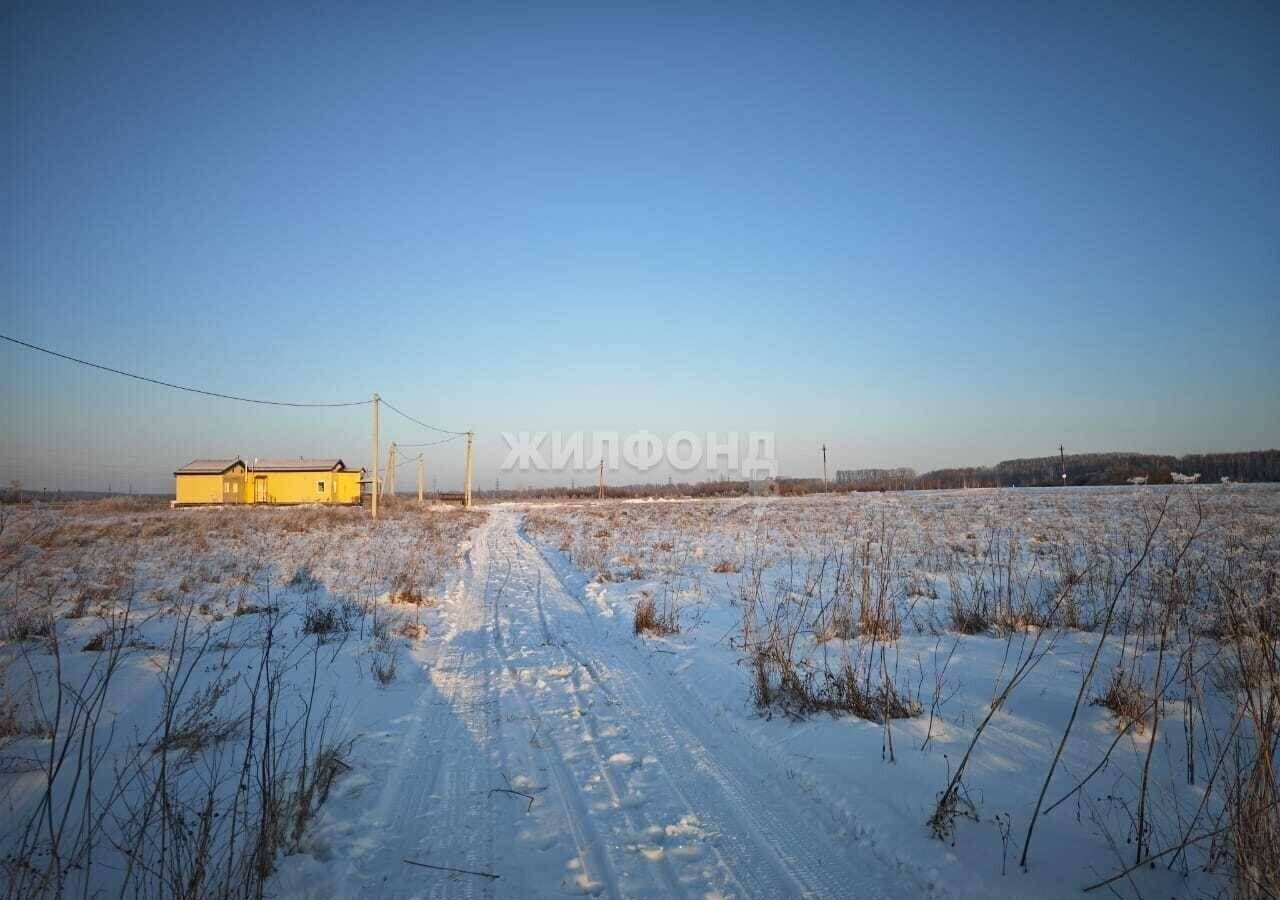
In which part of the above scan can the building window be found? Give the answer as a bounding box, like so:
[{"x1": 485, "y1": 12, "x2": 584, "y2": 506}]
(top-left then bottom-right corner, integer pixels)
[{"x1": 317, "y1": 481, "x2": 325, "y2": 493}]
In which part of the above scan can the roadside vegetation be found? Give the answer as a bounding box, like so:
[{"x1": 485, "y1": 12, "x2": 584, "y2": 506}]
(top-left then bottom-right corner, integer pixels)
[{"x1": 0, "y1": 498, "x2": 483, "y2": 899}]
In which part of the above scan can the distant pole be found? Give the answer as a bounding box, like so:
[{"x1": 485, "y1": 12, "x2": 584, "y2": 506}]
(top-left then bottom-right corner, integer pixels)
[
  {"x1": 463, "y1": 431, "x2": 474, "y2": 508},
  {"x1": 417, "y1": 453, "x2": 424, "y2": 504},
  {"x1": 385, "y1": 442, "x2": 397, "y2": 498},
  {"x1": 598, "y1": 459, "x2": 605, "y2": 499},
  {"x1": 821, "y1": 444, "x2": 828, "y2": 485},
  {"x1": 1059, "y1": 444, "x2": 1067, "y2": 484},
  {"x1": 371, "y1": 393, "x2": 380, "y2": 519}
]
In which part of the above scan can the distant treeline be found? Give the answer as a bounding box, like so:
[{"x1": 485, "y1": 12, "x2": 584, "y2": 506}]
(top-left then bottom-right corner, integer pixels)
[
  {"x1": 9, "y1": 450, "x2": 1276, "y2": 507},
  {"x1": 910, "y1": 450, "x2": 1280, "y2": 490},
  {"x1": 482, "y1": 450, "x2": 1280, "y2": 500}
]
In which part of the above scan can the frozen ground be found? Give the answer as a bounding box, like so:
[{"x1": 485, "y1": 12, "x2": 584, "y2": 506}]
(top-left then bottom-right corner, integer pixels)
[
  {"x1": 2, "y1": 486, "x2": 1277, "y2": 899},
  {"x1": 277, "y1": 506, "x2": 924, "y2": 899}
]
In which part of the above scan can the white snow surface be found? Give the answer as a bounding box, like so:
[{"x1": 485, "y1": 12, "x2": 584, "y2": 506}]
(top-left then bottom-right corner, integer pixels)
[
  {"x1": 4, "y1": 486, "x2": 1276, "y2": 899},
  {"x1": 274, "y1": 507, "x2": 928, "y2": 899}
]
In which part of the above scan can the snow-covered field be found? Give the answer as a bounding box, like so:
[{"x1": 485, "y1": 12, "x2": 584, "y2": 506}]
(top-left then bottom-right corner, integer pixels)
[
  {"x1": 2, "y1": 486, "x2": 1277, "y2": 900},
  {"x1": 0, "y1": 499, "x2": 484, "y2": 899},
  {"x1": 520, "y1": 485, "x2": 1279, "y2": 900}
]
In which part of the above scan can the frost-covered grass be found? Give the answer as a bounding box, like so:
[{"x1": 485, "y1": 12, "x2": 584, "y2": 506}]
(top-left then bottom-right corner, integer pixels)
[
  {"x1": 0, "y1": 498, "x2": 484, "y2": 899},
  {"x1": 523, "y1": 485, "x2": 1280, "y2": 900}
]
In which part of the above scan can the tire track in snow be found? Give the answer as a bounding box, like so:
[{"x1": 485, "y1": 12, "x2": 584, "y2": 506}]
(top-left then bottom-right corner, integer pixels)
[
  {"x1": 510, "y1": 508, "x2": 916, "y2": 899},
  {"x1": 490, "y1": 517, "x2": 777, "y2": 898},
  {"x1": 481, "y1": 536, "x2": 623, "y2": 899},
  {"x1": 530, "y1": 570, "x2": 689, "y2": 897},
  {"x1": 507, "y1": 526, "x2": 795, "y2": 898},
  {"x1": 333, "y1": 560, "x2": 497, "y2": 900}
]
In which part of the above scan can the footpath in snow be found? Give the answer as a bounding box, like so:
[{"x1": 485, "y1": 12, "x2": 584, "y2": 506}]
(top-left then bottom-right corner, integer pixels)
[{"x1": 281, "y1": 508, "x2": 929, "y2": 899}]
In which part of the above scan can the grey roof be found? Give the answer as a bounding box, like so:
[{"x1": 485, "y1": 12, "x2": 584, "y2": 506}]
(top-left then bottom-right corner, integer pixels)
[
  {"x1": 250, "y1": 458, "x2": 347, "y2": 472},
  {"x1": 175, "y1": 458, "x2": 244, "y2": 475}
]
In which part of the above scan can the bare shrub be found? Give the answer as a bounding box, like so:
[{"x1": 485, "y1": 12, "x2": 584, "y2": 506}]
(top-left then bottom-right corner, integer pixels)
[
  {"x1": 814, "y1": 605, "x2": 857, "y2": 643},
  {"x1": 948, "y1": 603, "x2": 988, "y2": 635},
  {"x1": 906, "y1": 572, "x2": 938, "y2": 599},
  {"x1": 371, "y1": 655, "x2": 397, "y2": 686},
  {"x1": 389, "y1": 572, "x2": 424, "y2": 604},
  {"x1": 633, "y1": 593, "x2": 678, "y2": 636},
  {"x1": 1091, "y1": 667, "x2": 1148, "y2": 731},
  {"x1": 749, "y1": 642, "x2": 920, "y2": 723},
  {"x1": 396, "y1": 620, "x2": 427, "y2": 640},
  {"x1": 1215, "y1": 598, "x2": 1279, "y2": 899},
  {"x1": 302, "y1": 603, "x2": 352, "y2": 639},
  {"x1": 821, "y1": 661, "x2": 921, "y2": 723},
  {"x1": 81, "y1": 628, "x2": 115, "y2": 652},
  {"x1": 233, "y1": 600, "x2": 274, "y2": 617},
  {"x1": 368, "y1": 620, "x2": 400, "y2": 687},
  {"x1": 286, "y1": 565, "x2": 322, "y2": 592},
  {"x1": 0, "y1": 673, "x2": 23, "y2": 745},
  {"x1": 64, "y1": 589, "x2": 95, "y2": 619},
  {"x1": 1, "y1": 609, "x2": 53, "y2": 643}
]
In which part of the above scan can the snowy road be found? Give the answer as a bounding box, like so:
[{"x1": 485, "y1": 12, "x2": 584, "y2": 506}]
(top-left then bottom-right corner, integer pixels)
[{"x1": 315, "y1": 509, "x2": 924, "y2": 899}]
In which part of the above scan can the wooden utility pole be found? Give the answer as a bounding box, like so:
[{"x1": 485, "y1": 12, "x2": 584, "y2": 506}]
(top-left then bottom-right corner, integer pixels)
[
  {"x1": 821, "y1": 444, "x2": 828, "y2": 484},
  {"x1": 417, "y1": 453, "x2": 424, "y2": 504},
  {"x1": 371, "y1": 393, "x2": 380, "y2": 519},
  {"x1": 1059, "y1": 444, "x2": 1067, "y2": 483},
  {"x1": 463, "y1": 431, "x2": 473, "y2": 508},
  {"x1": 385, "y1": 442, "x2": 397, "y2": 498},
  {"x1": 597, "y1": 459, "x2": 605, "y2": 500}
]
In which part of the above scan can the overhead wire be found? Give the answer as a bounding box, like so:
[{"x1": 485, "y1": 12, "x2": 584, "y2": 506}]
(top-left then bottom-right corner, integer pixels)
[
  {"x1": 379, "y1": 398, "x2": 468, "y2": 436},
  {"x1": 393, "y1": 435, "x2": 464, "y2": 449},
  {"x1": 0, "y1": 333, "x2": 372, "y2": 407},
  {"x1": 1, "y1": 334, "x2": 472, "y2": 471}
]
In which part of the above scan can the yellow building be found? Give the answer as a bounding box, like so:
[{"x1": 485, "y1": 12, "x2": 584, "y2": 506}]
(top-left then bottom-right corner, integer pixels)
[
  {"x1": 173, "y1": 458, "x2": 247, "y2": 505},
  {"x1": 173, "y1": 457, "x2": 364, "y2": 506}
]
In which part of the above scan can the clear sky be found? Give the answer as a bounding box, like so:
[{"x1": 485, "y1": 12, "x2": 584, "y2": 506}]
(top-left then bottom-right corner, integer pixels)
[{"x1": 3, "y1": 3, "x2": 1278, "y2": 492}]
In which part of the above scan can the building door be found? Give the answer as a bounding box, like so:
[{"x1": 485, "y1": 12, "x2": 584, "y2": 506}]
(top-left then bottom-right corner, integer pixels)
[{"x1": 253, "y1": 476, "x2": 268, "y2": 504}]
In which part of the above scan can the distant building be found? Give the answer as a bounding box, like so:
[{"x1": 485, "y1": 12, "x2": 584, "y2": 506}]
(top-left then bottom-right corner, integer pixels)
[
  {"x1": 835, "y1": 467, "x2": 916, "y2": 485},
  {"x1": 174, "y1": 457, "x2": 364, "y2": 506}
]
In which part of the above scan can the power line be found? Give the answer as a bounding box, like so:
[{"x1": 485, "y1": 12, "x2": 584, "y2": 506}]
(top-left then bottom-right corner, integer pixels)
[
  {"x1": 379, "y1": 398, "x2": 467, "y2": 436},
  {"x1": 0, "y1": 333, "x2": 371, "y2": 408},
  {"x1": 394, "y1": 435, "x2": 463, "y2": 449}
]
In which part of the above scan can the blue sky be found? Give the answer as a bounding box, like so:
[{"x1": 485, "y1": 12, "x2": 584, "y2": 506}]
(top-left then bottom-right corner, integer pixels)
[{"x1": 3, "y1": 3, "x2": 1278, "y2": 491}]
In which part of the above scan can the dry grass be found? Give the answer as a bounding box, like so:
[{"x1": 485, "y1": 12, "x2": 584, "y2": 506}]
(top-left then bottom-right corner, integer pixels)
[
  {"x1": 1091, "y1": 667, "x2": 1149, "y2": 731},
  {"x1": 522, "y1": 488, "x2": 1280, "y2": 897},
  {"x1": 81, "y1": 629, "x2": 113, "y2": 652},
  {"x1": 0, "y1": 499, "x2": 486, "y2": 900},
  {"x1": 389, "y1": 572, "x2": 426, "y2": 605},
  {"x1": 0, "y1": 673, "x2": 23, "y2": 746},
  {"x1": 1, "y1": 610, "x2": 53, "y2": 643},
  {"x1": 396, "y1": 619, "x2": 428, "y2": 640},
  {"x1": 302, "y1": 603, "x2": 352, "y2": 638},
  {"x1": 633, "y1": 593, "x2": 678, "y2": 636}
]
